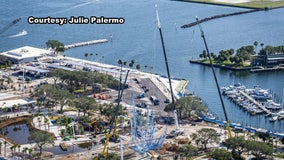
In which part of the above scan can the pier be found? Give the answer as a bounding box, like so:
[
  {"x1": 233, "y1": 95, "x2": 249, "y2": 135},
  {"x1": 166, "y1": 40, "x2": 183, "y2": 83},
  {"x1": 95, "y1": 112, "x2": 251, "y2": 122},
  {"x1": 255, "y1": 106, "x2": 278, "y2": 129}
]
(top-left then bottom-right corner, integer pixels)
[
  {"x1": 238, "y1": 90, "x2": 272, "y2": 115},
  {"x1": 64, "y1": 39, "x2": 108, "y2": 49}
]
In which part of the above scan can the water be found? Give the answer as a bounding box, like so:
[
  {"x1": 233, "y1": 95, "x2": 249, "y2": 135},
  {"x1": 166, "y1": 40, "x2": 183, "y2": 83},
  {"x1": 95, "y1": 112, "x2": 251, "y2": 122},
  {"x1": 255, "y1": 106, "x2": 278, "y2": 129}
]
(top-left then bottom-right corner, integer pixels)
[
  {"x1": 1, "y1": 123, "x2": 30, "y2": 144},
  {"x1": 0, "y1": 0, "x2": 284, "y2": 132}
]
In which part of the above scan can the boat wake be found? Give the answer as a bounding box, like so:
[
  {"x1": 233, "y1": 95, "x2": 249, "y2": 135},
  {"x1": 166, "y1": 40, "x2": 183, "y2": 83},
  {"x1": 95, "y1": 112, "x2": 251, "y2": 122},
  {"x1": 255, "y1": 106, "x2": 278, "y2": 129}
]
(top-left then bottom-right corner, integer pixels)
[{"x1": 8, "y1": 30, "x2": 27, "y2": 38}]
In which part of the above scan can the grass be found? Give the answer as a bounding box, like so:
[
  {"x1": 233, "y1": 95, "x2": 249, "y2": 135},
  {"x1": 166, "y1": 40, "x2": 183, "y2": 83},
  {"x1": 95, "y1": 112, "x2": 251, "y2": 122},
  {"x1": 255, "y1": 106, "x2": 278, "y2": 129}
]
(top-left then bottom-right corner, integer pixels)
[{"x1": 177, "y1": 0, "x2": 284, "y2": 9}]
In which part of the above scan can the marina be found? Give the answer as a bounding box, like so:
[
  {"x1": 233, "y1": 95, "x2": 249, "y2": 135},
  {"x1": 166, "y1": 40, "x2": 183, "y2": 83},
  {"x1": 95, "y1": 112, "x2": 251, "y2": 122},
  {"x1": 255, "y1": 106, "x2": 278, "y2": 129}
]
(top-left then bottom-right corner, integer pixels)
[{"x1": 222, "y1": 83, "x2": 284, "y2": 121}]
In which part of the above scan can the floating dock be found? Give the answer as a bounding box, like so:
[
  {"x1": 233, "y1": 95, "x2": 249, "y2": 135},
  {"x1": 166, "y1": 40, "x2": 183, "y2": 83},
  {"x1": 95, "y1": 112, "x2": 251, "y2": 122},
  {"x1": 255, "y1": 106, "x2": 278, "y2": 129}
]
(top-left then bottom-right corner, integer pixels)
[{"x1": 64, "y1": 39, "x2": 108, "y2": 49}]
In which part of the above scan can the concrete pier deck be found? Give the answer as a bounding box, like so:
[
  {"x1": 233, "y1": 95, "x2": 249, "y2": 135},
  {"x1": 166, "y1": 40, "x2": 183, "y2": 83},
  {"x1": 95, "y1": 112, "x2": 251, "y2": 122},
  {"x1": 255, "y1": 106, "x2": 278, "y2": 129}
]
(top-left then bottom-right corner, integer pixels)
[{"x1": 64, "y1": 39, "x2": 108, "y2": 49}]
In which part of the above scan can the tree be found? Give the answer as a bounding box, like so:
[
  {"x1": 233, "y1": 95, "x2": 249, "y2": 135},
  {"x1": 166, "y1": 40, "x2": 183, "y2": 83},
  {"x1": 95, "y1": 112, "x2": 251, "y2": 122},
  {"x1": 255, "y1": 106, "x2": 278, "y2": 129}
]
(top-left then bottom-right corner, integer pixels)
[
  {"x1": 46, "y1": 40, "x2": 65, "y2": 55},
  {"x1": 254, "y1": 41, "x2": 258, "y2": 53},
  {"x1": 191, "y1": 128, "x2": 220, "y2": 150},
  {"x1": 225, "y1": 136, "x2": 247, "y2": 159},
  {"x1": 164, "y1": 96, "x2": 208, "y2": 120},
  {"x1": 208, "y1": 148, "x2": 233, "y2": 160},
  {"x1": 28, "y1": 131, "x2": 54, "y2": 155},
  {"x1": 136, "y1": 64, "x2": 141, "y2": 71},
  {"x1": 179, "y1": 144, "x2": 198, "y2": 158},
  {"x1": 246, "y1": 140, "x2": 273, "y2": 159},
  {"x1": 84, "y1": 53, "x2": 89, "y2": 59},
  {"x1": 74, "y1": 97, "x2": 97, "y2": 117},
  {"x1": 0, "y1": 142, "x2": 2, "y2": 156},
  {"x1": 3, "y1": 141, "x2": 7, "y2": 157}
]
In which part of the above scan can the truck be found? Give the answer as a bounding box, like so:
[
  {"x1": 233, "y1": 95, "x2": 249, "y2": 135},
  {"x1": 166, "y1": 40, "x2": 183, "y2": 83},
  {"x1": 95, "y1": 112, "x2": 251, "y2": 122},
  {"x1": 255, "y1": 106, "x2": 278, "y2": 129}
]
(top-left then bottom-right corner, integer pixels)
[{"x1": 150, "y1": 96, "x2": 159, "y2": 105}]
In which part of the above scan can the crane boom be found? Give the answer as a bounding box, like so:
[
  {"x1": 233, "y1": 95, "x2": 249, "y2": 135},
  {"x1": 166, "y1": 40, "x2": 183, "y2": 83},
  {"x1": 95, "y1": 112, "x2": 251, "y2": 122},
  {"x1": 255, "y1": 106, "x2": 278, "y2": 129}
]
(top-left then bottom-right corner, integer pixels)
[
  {"x1": 97, "y1": 70, "x2": 130, "y2": 159},
  {"x1": 195, "y1": 17, "x2": 232, "y2": 138}
]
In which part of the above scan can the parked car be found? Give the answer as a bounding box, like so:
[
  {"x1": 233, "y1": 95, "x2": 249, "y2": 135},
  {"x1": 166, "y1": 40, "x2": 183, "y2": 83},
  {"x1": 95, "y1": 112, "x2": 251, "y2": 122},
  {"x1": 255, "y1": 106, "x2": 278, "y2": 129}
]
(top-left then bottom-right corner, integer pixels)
[{"x1": 137, "y1": 93, "x2": 145, "y2": 99}]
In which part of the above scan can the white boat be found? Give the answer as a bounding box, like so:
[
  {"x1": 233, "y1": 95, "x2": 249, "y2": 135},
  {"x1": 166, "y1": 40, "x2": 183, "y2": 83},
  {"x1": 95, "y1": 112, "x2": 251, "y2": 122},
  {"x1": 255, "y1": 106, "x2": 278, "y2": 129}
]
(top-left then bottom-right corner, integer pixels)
[
  {"x1": 265, "y1": 100, "x2": 281, "y2": 110},
  {"x1": 269, "y1": 115, "x2": 278, "y2": 122}
]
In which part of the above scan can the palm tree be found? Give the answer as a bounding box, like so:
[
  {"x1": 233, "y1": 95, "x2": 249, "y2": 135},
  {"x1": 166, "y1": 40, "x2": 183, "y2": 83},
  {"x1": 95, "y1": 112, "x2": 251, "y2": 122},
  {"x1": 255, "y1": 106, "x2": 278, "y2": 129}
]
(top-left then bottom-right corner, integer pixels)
[
  {"x1": 10, "y1": 146, "x2": 13, "y2": 156},
  {"x1": 253, "y1": 41, "x2": 258, "y2": 54},
  {"x1": 17, "y1": 144, "x2": 21, "y2": 152},
  {"x1": 144, "y1": 65, "x2": 148, "y2": 71},
  {"x1": 136, "y1": 64, "x2": 141, "y2": 71},
  {"x1": 0, "y1": 142, "x2": 2, "y2": 156},
  {"x1": 95, "y1": 53, "x2": 98, "y2": 62},
  {"x1": 260, "y1": 43, "x2": 264, "y2": 49},
  {"x1": 4, "y1": 141, "x2": 7, "y2": 157},
  {"x1": 84, "y1": 53, "x2": 89, "y2": 59},
  {"x1": 28, "y1": 148, "x2": 33, "y2": 156}
]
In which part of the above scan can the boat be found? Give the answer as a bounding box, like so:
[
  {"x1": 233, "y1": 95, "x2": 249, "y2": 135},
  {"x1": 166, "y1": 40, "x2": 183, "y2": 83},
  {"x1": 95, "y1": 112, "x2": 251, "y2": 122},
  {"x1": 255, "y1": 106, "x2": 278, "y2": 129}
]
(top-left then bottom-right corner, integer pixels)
[
  {"x1": 264, "y1": 100, "x2": 281, "y2": 110},
  {"x1": 269, "y1": 115, "x2": 278, "y2": 122}
]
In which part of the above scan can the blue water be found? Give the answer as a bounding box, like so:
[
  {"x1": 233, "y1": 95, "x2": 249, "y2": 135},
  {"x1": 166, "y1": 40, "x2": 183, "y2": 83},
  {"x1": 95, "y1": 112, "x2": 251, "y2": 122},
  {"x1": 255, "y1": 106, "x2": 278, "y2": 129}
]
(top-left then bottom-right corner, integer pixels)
[{"x1": 1, "y1": 0, "x2": 284, "y2": 132}]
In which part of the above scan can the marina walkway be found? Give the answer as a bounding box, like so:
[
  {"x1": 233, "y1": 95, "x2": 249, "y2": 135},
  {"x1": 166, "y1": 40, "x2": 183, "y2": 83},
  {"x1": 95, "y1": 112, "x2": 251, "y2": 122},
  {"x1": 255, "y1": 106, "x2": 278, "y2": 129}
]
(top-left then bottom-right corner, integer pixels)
[{"x1": 239, "y1": 90, "x2": 272, "y2": 115}]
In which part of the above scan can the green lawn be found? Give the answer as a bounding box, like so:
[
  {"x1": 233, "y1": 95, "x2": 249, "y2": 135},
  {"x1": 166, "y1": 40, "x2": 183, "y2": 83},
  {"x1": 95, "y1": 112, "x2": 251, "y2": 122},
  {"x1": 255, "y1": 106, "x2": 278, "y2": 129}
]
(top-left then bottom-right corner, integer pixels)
[{"x1": 178, "y1": 0, "x2": 284, "y2": 9}]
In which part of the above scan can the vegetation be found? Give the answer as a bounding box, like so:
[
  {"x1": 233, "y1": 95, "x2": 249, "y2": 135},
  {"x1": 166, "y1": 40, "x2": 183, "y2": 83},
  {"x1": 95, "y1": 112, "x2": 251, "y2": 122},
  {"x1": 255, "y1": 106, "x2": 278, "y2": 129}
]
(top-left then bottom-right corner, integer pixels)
[
  {"x1": 225, "y1": 136, "x2": 273, "y2": 159},
  {"x1": 164, "y1": 96, "x2": 208, "y2": 120},
  {"x1": 28, "y1": 131, "x2": 54, "y2": 155},
  {"x1": 191, "y1": 128, "x2": 220, "y2": 150},
  {"x1": 208, "y1": 148, "x2": 233, "y2": 160},
  {"x1": 198, "y1": 43, "x2": 284, "y2": 68},
  {"x1": 179, "y1": 144, "x2": 199, "y2": 158},
  {"x1": 46, "y1": 40, "x2": 65, "y2": 55},
  {"x1": 32, "y1": 84, "x2": 74, "y2": 112},
  {"x1": 48, "y1": 69, "x2": 120, "y2": 92}
]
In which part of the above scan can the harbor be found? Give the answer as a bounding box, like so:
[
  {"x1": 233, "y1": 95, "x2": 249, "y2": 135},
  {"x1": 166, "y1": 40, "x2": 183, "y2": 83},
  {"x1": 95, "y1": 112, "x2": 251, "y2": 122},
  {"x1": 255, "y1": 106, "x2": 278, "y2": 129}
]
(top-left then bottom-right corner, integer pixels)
[{"x1": 222, "y1": 83, "x2": 284, "y2": 122}]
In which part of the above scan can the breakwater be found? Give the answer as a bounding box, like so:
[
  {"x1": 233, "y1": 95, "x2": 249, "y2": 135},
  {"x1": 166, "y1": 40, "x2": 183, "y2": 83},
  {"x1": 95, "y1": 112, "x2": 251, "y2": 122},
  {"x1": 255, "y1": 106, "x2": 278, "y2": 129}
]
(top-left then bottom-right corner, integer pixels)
[{"x1": 181, "y1": 9, "x2": 263, "y2": 29}]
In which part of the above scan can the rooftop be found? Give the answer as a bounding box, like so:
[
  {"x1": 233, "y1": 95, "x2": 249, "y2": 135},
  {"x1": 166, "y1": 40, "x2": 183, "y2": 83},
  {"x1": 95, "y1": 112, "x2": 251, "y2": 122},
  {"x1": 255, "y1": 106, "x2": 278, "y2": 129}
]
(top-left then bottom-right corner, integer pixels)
[{"x1": 0, "y1": 46, "x2": 52, "y2": 60}]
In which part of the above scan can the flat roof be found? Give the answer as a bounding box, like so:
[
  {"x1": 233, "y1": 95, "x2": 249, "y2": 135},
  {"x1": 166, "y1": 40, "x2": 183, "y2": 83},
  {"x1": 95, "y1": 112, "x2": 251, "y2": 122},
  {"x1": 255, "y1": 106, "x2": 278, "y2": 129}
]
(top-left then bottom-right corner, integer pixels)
[
  {"x1": 0, "y1": 46, "x2": 52, "y2": 60},
  {"x1": 0, "y1": 99, "x2": 36, "y2": 108},
  {"x1": 22, "y1": 66, "x2": 49, "y2": 73},
  {"x1": 45, "y1": 63, "x2": 76, "y2": 71}
]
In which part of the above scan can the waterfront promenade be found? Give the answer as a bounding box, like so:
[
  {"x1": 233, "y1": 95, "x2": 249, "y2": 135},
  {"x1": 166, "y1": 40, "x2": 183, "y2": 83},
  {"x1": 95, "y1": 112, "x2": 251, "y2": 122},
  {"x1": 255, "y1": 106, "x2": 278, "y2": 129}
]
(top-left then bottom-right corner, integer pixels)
[{"x1": 46, "y1": 55, "x2": 189, "y2": 100}]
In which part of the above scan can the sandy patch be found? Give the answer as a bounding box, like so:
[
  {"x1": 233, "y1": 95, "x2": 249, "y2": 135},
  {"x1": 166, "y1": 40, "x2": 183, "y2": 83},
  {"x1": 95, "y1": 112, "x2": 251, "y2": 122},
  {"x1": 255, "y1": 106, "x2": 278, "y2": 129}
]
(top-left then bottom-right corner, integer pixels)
[{"x1": 213, "y1": 0, "x2": 252, "y2": 3}]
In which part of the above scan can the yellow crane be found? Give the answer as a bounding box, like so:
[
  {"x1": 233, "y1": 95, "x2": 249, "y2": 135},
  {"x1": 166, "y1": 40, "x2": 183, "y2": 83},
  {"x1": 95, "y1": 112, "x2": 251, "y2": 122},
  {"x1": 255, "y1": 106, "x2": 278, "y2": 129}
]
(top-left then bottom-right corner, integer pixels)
[{"x1": 94, "y1": 70, "x2": 129, "y2": 159}]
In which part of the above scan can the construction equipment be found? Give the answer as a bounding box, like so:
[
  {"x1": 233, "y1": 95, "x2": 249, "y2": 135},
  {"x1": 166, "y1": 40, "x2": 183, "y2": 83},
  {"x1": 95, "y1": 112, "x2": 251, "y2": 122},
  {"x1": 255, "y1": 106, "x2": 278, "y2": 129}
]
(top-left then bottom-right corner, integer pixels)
[
  {"x1": 95, "y1": 70, "x2": 130, "y2": 159},
  {"x1": 195, "y1": 17, "x2": 232, "y2": 138},
  {"x1": 166, "y1": 110, "x2": 184, "y2": 138}
]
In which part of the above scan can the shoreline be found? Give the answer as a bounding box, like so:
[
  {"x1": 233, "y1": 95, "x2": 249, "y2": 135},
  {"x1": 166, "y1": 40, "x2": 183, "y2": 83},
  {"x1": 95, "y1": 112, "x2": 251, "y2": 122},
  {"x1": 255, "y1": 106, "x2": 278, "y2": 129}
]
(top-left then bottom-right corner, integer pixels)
[
  {"x1": 189, "y1": 59, "x2": 284, "y2": 72},
  {"x1": 189, "y1": 59, "x2": 251, "y2": 71}
]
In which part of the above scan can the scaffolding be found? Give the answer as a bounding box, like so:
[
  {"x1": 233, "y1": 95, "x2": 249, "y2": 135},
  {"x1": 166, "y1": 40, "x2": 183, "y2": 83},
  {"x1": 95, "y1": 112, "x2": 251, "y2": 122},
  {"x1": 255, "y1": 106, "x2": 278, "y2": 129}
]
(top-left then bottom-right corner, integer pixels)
[{"x1": 129, "y1": 96, "x2": 167, "y2": 154}]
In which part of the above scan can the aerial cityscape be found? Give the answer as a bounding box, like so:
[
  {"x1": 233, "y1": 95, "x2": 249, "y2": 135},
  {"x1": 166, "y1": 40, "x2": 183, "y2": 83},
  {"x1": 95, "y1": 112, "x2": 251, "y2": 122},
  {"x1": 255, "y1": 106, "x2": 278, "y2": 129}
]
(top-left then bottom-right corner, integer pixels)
[{"x1": 0, "y1": 0, "x2": 284, "y2": 159}]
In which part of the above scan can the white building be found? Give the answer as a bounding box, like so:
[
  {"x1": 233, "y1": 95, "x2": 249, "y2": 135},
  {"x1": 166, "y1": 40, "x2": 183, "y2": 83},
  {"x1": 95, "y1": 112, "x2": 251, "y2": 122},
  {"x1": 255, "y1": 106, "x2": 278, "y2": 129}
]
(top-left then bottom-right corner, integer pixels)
[{"x1": 0, "y1": 46, "x2": 52, "y2": 64}]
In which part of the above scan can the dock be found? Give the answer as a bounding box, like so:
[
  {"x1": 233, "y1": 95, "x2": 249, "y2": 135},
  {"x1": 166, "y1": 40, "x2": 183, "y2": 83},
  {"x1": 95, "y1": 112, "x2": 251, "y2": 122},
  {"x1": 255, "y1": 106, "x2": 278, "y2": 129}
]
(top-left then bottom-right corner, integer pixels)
[
  {"x1": 64, "y1": 39, "x2": 108, "y2": 49},
  {"x1": 238, "y1": 90, "x2": 272, "y2": 115},
  {"x1": 250, "y1": 66, "x2": 284, "y2": 72}
]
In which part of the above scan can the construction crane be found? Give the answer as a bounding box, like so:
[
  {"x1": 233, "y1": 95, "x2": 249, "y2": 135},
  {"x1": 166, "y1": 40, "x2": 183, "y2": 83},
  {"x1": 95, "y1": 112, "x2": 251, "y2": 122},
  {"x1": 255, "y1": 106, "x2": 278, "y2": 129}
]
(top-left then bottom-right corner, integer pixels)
[
  {"x1": 195, "y1": 17, "x2": 232, "y2": 138},
  {"x1": 95, "y1": 70, "x2": 130, "y2": 159}
]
